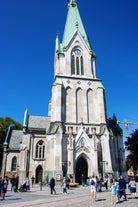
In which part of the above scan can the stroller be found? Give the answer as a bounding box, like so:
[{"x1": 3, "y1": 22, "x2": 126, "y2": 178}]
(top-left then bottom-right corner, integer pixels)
[{"x1": 19, "y1": 183, "x2": 27, "y2": 192}]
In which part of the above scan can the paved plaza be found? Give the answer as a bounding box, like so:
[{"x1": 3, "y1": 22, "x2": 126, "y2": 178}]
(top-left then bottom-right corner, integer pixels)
[{"x1": 0, "y1": 184, "x2": 138, "y2": 207}]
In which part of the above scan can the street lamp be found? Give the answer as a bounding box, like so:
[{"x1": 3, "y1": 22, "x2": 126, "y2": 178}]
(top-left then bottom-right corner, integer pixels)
[
  {"x1": 40, "y1": 158, "x2": 45, "y2": 191},
  {"x1": 3, "y1": 148, "x2": 9, "y2": 177},
  {"x1": 3, "y1": 123, "x2": 14, "y2": 177},
  {"x1": 100, "y1": 161, "x2": 108, "y2": 178}
]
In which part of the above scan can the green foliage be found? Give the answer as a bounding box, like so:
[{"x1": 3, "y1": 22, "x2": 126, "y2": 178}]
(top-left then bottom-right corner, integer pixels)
[
  {"x1": 125, "y1": 129, "x2": 138, "y2": 173},
  {"x1": 0, "y1": 116, "x2": 22, "y2": 171}
]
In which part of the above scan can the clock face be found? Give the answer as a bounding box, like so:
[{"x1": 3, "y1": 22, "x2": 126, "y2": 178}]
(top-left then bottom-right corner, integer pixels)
[{"x1": 74, "y1": 49, "x2": 81, "y2": 55}]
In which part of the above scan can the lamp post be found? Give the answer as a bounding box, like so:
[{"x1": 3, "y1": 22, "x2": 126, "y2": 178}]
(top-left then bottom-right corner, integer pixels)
[
  {"x1": 100, "y1": 161, "x2": 108, "y2": 178},
  {"x1": 40, "y1": 158, "x2": 45, "y2": 191},
  {"x1": 3, "y1": 145, "x2": 8, "y2": 177},
  {"x1": 3, "y1": 123, "x2": 14, "y2": 177}
]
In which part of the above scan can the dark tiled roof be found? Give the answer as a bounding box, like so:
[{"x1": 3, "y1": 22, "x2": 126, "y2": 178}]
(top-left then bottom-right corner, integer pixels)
[
  {"x1": 9, "y1": 130, "x2": 23, "y2": 149},
  {"x1": 28, "y1": 115, "x2": 50, "y2": 129}
]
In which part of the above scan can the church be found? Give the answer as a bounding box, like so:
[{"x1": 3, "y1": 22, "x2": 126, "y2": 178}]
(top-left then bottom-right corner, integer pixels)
[{"x1": 2, "y1": 0, "x2": 127, "y2": 185}]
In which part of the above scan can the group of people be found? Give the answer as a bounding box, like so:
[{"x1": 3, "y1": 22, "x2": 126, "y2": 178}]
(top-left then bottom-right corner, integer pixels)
[
  {"x1": 90, "y1": 174, "x2": 138, "y2": 204},
  {"x1": 10, "y1": 176, "x2": 30, "y2": 192},
  {"x1": 0, "y1": 175, "x2": 32, "y2": 201},
  {"x1": 50, "y1": 176, "x2": 71, "y2": 195},
  {"x1": 110, "y1": 176, "x2": 128, "y2": 205},
  {"x1": 2, "y1": 173, "x2": 138, "y2": 204}
]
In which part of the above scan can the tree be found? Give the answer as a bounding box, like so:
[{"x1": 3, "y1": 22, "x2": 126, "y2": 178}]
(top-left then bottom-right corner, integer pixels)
[
  {"x1": 0, "y1": 116, "x2": 22, "y2": 172},
  {"x1": 125, "y1": 129, "x2": 138, "y2": 173}
]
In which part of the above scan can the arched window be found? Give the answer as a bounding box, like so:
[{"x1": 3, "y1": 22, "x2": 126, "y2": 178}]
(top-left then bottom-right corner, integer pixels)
[
  {"x1": 71, "y1": 55, "x2": 75, "y2": 74},
  {"x1": 76, "y1": 57, "x2": 79, "y2": 74},
  {"x1": 81, "y1": 56, "x2": 84, "y2": 75},
  {"x1": 35, "y1": 140, "x2": 45, "y2": 159},
  {"x1": 87, "y1": 89, "x2": 93, "y2": 123},
  {"x1": 65, "y1": 87, "x2": 72, "y2": 122},
  {"x1": 11, "y1": 156, "x2": 17, "y2": 171},
  {"x1": 76, "y1": 88, "x2": 83, "y2": 122},
  {"x1": 71, "y1": 48, "x2": 84, "y2": 75}
]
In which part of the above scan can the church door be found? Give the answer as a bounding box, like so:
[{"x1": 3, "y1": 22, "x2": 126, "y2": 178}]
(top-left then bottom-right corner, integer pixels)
[
  {"x1": 35, "y1": 165, "x2": 43, "y2": 183},
  {"x1": 75, "y1": 157, "x2": 88, "y2": 184}
]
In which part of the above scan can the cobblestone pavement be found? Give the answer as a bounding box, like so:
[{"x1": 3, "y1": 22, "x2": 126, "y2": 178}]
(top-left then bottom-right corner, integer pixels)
[{"x1": 0, "y1": 185, "x2": 138, "y2": 207}]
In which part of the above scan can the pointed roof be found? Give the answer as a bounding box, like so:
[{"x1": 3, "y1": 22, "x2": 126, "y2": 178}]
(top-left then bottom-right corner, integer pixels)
[
  {"x1": 62, "y1": 0, "x2": 91, "y2": 49},
  {"x1": 23, "y1": 108, "x2": 29, "y2": 127}
]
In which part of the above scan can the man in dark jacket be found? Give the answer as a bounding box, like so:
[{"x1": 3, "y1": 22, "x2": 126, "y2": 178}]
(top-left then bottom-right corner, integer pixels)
[
  {"x1": 50, "y1": 177, "x2": 56, "y2": 194},
  {"x1": 119, "y1": 175, "x2": 127, "y2": 200}
]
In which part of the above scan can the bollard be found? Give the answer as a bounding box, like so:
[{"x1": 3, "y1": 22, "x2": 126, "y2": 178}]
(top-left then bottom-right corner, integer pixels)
[{"x1": 40, "y1": 180, "x2": 42, "y2": 191}]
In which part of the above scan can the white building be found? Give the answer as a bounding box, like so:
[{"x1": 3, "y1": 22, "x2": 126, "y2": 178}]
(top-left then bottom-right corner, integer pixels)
[{"x1": 2, "y1": 0, "x2": 127, "y2": 185}]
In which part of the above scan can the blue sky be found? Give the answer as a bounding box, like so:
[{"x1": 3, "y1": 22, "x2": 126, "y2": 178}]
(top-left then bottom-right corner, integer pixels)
[{"x1": 0, "y1": 0, "x2": 138, "y2": 138}]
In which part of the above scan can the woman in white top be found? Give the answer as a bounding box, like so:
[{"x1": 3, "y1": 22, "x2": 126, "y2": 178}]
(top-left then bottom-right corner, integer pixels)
[{"x1": 90, "y1": 175, "x2": 97, "y2": 202}]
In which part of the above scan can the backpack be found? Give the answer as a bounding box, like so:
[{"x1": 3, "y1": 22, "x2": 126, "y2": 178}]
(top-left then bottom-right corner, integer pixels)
[{"x1": 91, "y1": 179, "x2": 95, "y2": 186}]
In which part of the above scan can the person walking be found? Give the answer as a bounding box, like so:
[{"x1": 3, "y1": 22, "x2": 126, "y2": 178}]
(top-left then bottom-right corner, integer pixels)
[
  {"x1": 129, "y1": 177, "x2": 137, "y2": 198},
  {"x1": 61, "y1": 177, "x2": 67, "y2": 194},
  {"x1": 81, "y1": 174, "x2": 85, "y2": 186},
  {"x1": 119, "y1": 175, "x2": 127, "y2": 201},
  {"x1": 31, "y1": 176, "x2": 35, "y2": 187},
  {"x1": 50, "y1": 177, "x2": 56, "y2": 194},
  {"x1": 95, "y1": 176, "x2": 99, "y2": 192},
  {"x1": 10, "y1": 175, "x2": 16, "y2": 191},
  {"x1": 15, "y1": 176, "x2": 19, "y2": 192},
  {"x1": 104, "y1": 177, "x2": 108, "y2": 191},
  {"x1": 99, "y1": 176, "x2": 103, "y2": 192},
  {"x1": 66, "y1": 176, "x2": 70, "y2": 189},
  {"x1": 114, "y1": 178, "x2": 120, "y2": 203},
  {"x1": 0, "y1": 177, "x2": 4, "y2": 201},
  {"x1": 2, "y1": 177, "x2": 8, "y2": 200},
  {"x1": 90, "y1": 175, "x2": 97, "y2": 203},
  {"x1": 110, "y1": 182, "x2": 116, "y2": 205},
  {"x1": 25, "y1": 178, "x2": 30, "y2": 191}
]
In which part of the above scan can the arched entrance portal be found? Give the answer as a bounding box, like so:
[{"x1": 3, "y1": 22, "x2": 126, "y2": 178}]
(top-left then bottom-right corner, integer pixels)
[
  {"x1": 76, "y1": 157, "x2": 88, "y2": 184},
  {"x1": 35, "y1": 165, "x2": 43, "y2": 183}
]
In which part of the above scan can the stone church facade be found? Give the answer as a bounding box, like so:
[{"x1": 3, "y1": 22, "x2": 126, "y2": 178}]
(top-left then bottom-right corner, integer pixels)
[{"x1": 2, "y1": 0, "x2": 127, "y2": 185}]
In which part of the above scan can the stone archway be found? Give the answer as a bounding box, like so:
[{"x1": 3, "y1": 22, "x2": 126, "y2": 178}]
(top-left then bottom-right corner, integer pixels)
[
  {"x1": 75, "y1": 157, "x2": 88, "y2": 184},
  {"x1": 35, "y1": 165, "x2": 43, "y2": 183}
]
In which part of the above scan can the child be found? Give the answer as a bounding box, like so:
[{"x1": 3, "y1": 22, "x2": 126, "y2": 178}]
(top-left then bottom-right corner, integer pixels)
[
  {"x1": 114, "y1": 179, "x2": 120, "y2": 203},
  {"x1": 110, "y1": 182, "x2": 116, "y2": 205}
]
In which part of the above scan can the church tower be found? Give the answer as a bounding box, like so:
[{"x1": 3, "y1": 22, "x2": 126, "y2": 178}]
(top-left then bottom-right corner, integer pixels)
[
  {"x1": 49, "y1": 0, "x2": 104, "y2": 124},
  {"x1": 46, "y1": 0, "x2": 114, "y2": 181}
]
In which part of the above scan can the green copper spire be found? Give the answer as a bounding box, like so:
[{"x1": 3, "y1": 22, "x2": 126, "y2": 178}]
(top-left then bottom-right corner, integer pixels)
[
  {"x1": 23, "y1": 108, "x2": 29, "y2": 127},
  {"x1": 55, "y1": 34, "x2": 60, "y2": 52},
  {"x1": 62, "y1": 0, "x2": 91, "y2": 49}
]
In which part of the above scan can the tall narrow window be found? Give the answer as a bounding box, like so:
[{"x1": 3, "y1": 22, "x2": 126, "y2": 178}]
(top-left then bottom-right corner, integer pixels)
[
  {"x1": 76, "y1": 88, "x2": 83, "y2": 123},
  {"x1": 91, "y1": 57, "x2": 94, "y2": 76},
  {"x1": 87, "y1": 89, "x2": 93, "y2": 123},
  {"x1": 71, "y1": 48, "x2": 84, "y2": 75},
  {"x1": 81, "y1": 56, "x2": 84, "y2": 75},
  {"x1": 66, "y1": 87, "x2": 72, "y2": 122},
  {"x1": 35, "y1": 140, "x2": 45, "y2": 159},
  {"x1": 11, "y1": 156, "x2": 17, "y2": 171},
  {"x1": 76, "y1": 57, "x2": 79, "y2": 74},
  {"x1": 71, "y1": 55, "x2": 75, "y2": 74}
]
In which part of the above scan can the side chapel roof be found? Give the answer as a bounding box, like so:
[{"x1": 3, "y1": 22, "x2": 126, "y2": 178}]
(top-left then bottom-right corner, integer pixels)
[{"x1": 8, "y1": 130, "x2": 23, "y2": 149}]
